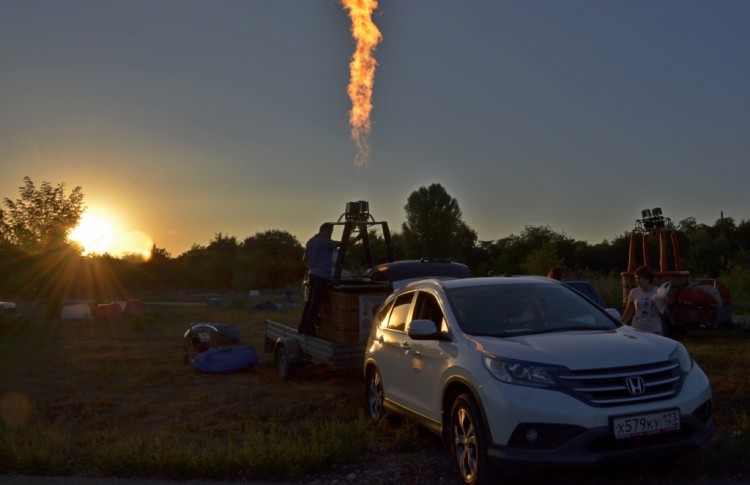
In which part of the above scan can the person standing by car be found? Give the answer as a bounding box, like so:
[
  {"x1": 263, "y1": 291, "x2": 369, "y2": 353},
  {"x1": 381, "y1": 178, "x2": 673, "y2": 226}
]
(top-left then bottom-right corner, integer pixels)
[
  {"x1": 298, "y1": 223, "x2": 339, "y2": 336},
  {"x1": 621, "y1": 265, "x2": 663, "y2": 334},
  {"x1": 546, "y1": 266, "x2": 568, "y2": 281}
]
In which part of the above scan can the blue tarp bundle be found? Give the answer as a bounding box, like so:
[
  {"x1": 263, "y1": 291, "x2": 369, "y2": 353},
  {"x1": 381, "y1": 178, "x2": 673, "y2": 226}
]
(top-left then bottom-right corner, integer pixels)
[{"x1": 191, "y1": 346, "x2": 259, "y2": 374}]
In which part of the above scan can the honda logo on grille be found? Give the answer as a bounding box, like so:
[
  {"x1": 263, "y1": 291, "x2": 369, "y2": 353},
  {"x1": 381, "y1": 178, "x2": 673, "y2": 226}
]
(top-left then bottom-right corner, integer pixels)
[{"x1": 625, "y1": 376, "x2": 646, "y2": 395}]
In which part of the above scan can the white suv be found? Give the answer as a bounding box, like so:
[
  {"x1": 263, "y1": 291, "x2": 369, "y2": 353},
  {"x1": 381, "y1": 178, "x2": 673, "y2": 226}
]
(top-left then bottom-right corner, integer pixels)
[{"x1": 363, "y1": 277, "x2": 714, "y2": 485}]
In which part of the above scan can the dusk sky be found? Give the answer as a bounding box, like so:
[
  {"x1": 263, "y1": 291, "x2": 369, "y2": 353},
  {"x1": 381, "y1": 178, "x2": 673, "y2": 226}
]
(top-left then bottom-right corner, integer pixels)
[{"x1": 2, "y1": 1, "x2": 749, "y2": 257}]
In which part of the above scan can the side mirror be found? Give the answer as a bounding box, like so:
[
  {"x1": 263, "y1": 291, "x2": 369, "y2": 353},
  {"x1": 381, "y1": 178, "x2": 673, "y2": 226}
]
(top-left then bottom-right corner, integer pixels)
[
  {"x1": 407, "y1": 319, "x2": 440, "y2": 340},
  {"x1": 606, "y1": 308, "x2": 621, "y2": 320}
]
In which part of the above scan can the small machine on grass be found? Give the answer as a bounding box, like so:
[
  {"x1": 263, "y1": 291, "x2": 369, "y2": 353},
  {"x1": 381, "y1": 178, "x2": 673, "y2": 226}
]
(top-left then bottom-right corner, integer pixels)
[{"x1": 183, "y1": 322, "x2": 241, "y2": 364}]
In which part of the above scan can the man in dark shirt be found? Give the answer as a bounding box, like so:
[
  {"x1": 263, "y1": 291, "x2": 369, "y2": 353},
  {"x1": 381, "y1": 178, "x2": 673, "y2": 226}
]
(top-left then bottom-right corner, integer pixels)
[{"x1": 298, "y1": 223, "x2": 339, "y2": 336}]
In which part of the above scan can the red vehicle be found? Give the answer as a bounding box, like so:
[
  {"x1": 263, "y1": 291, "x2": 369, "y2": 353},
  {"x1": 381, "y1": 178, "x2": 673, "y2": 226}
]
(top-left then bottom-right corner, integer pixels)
[{"x1": 622, "y1": 208, "x2": 732, "y2": 331}]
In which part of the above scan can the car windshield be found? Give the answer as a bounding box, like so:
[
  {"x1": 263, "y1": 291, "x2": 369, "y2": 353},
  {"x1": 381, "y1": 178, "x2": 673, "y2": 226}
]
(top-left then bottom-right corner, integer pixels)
[{"x1": 446, "y1": 282, "x2": 618, "y2": 337}]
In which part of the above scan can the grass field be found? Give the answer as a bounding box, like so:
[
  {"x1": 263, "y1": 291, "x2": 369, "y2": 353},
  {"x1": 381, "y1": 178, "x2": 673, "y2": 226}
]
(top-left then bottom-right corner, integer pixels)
[{"x1": 0, "y1": 300, "x2": 748, "y2": 482}]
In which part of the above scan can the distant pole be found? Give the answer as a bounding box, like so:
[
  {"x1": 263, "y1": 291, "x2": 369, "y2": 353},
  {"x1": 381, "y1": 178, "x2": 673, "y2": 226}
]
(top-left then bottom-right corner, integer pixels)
[
  {"x1": 671, "y1": 232, "x2": 682, "y2": 271},
  {"x1": 659, "y1": 231, "x2": 667, "y2": 273},
  {"x1": 627, "y1": 232, "x2": 637, "y2": 273}
]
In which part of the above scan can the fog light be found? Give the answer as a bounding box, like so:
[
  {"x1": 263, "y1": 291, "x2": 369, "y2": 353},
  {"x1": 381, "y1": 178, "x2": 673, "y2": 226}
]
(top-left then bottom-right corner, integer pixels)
[
  {"x1": 693, "y1": 399, "x2": 712, "y2": 424},
  {"x1": 525, "y1": 428, "x2": 540, "y2": 444},
  {"x1": 508, "y1": 423, "x2": 586, "y2": 449}
]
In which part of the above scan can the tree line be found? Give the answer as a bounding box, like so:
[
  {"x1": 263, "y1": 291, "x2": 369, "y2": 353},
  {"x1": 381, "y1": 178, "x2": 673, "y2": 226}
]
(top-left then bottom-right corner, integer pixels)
[{"x1": 2, "y1": 178, "x2": 749, "y2": 315}]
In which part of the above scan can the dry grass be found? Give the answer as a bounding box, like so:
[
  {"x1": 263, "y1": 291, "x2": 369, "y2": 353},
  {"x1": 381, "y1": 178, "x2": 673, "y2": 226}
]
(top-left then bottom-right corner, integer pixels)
[
  {"x1": 1, "y1": 302, "x2": 749, "y2": 482},
  {"x1": 0, "y1": 303, "x2": 373, "y2": 480},
  {"x1": 675, "y1": 329, "x2": 750, "y2": 477}
]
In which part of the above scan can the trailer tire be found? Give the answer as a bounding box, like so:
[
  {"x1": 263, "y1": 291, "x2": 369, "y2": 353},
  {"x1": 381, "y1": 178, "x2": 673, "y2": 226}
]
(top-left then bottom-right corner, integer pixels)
[{"x1": 275, "y1": 343, "x2": 298, "y2": 380}]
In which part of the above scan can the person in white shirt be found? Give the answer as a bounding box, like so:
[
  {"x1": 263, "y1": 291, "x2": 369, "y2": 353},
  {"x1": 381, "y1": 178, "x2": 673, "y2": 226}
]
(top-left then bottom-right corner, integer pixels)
[{"x1": 621, "y1": 265, "x2": 664, "y2": 334}]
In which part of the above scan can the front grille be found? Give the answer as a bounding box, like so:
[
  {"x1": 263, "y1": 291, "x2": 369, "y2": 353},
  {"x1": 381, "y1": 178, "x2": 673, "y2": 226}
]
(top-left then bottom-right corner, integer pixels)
[{"x1": 555, "y1": 360, "x2": 683, "y2": 407}]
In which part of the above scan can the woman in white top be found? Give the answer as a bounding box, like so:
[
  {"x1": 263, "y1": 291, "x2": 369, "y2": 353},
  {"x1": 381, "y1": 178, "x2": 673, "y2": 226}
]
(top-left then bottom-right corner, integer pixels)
[{"x1": 621, "y1": 265, "x2": 664, "y2": 334}]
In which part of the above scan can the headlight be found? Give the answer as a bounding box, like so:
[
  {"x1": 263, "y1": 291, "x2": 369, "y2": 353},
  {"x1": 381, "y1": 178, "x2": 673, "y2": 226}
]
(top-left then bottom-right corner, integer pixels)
[
  {"x1": 670, "y1": 343, "x2": 693, "y2": 373},
  {"x1": 482, "y1": 355, "x2": 559, "y2": 388}
]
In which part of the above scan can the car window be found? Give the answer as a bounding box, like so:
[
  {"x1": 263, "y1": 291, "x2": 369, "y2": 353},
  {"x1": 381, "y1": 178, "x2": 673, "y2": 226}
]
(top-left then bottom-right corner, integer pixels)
[
  {"x1": 446, "y1": 283, "x2": 617, "y2": 336},
  {"x1": 414, "y1": 291, "x2": 448, "y2": 334},
  {"x1": 384, "y1": 292, "x2": 414, "y2": 332},
  {"x1": 377, "y1": 299, "x2": 395, "y2": 328}
]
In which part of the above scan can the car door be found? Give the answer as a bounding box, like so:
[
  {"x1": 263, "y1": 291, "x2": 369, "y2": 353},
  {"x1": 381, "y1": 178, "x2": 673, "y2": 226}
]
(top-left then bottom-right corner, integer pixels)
[
  {"x1": 373, "y1": 291, "x2": 416, "y2": 407},
  {"x1": 398, "y1": 290, "x2": 453, "y2": 421}
]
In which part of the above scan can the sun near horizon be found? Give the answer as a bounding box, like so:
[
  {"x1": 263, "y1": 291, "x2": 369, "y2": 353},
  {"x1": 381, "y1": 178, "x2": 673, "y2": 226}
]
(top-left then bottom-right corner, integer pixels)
[{"x1": 68, "y1": 210, "x2": 153, "y2": 261}]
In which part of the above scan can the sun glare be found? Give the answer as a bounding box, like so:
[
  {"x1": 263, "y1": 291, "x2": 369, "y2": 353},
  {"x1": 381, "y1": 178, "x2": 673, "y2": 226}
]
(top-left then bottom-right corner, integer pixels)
[
  {"x1": 69, "y1": 213, "x2": 115, "y2": 255},
  {"x1": 114, "y1": 231, "x2": 154, "y2": 261},
  {"x1": 69, "y1": 210, "x2": 153, "y2": 260}
]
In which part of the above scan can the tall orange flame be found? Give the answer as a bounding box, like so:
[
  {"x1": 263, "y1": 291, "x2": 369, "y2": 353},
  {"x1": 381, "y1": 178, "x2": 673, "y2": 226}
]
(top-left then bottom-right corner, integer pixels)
[{"x1": 341, "y1": 0, "x2": 382, "y2": 167}]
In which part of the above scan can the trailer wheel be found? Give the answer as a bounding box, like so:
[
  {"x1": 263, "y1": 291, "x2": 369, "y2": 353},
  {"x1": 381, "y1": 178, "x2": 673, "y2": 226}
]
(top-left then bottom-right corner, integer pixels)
[{"x1": 275, "y1": 344, "x2": 297, "y2": 380}]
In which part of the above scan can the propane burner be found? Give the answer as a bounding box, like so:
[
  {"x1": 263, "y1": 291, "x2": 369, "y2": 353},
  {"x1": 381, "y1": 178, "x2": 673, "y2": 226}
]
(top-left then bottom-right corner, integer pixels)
[
  {"x1": 344, "y1": 201, "x2": 370, "y2": 221},
  {"x1": 637, "y1": 207, "x2": 671, "y2": 232}
]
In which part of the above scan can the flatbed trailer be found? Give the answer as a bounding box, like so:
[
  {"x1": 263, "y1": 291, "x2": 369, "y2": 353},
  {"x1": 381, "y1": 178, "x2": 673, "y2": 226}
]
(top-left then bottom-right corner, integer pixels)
[
  {"x1": 263, "y1": 202, "x2": 470, "y2": 379},
  {"x1": 264, "y1": 319, "x2": 366, "y2": 379}
]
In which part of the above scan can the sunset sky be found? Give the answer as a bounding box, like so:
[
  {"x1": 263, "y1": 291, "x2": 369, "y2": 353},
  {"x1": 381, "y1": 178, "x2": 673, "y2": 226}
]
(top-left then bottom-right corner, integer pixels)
[{"x1": 2, "y1": 1, "x2": 749, "y2": 257}]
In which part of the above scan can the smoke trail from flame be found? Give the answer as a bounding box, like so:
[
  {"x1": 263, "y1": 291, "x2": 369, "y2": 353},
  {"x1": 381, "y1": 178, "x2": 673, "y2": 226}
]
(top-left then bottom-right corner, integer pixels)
[{"x1": 341, "y1": 0, "x2": 382, "y2": 167}]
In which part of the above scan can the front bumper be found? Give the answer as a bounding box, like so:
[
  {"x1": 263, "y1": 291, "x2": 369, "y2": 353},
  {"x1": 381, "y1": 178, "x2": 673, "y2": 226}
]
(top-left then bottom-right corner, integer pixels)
[
  {"x1": 478, "y1": 363, "x2": 714, "y2": 465},
  {"x1": 487, "y1": 409, "x2": 714, "y2": 466}
]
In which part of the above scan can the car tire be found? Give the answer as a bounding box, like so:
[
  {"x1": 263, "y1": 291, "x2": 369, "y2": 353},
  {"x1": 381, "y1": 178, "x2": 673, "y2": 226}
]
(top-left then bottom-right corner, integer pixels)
[
  {"x1": 450, "y1": 393, "x2": 492, "y2": 485},
  {"x1": 274, "y1": 344, "x2": 297, "y2": 380},
  {"x1": 365, "y1": 367, "x2": 385, "y2": 422}
]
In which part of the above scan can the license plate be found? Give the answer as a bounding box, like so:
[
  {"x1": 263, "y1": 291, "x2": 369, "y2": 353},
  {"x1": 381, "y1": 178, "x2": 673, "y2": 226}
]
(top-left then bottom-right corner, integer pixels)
[{"x1": 612, "y1": 409, "x2": 680, "y2": 439}]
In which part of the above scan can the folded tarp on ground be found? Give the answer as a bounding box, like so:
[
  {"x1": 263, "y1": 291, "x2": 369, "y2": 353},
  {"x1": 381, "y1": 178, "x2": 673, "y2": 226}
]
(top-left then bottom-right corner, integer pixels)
[
  {"x1": 61, "y1": 303, "x2": 92, "y2": 320},
  {"x1": 124, "y1": 299, "x2": 143, "y2": 315},
  {"x1": 191, "y1": 346, "x2": 258, "y2": 374},
  {"x1": 95, "y1": 303, "x2": 122, "y2": 318}
]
